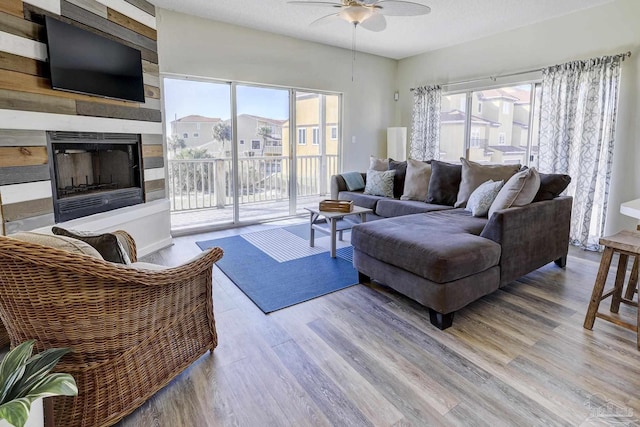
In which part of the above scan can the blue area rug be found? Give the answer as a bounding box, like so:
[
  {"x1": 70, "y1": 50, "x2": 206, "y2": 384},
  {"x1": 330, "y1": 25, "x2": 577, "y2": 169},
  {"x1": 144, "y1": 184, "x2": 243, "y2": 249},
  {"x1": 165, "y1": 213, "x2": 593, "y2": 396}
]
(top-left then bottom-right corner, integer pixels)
[{"x1": 196, "y1": 227, "x2": 357, "y2": 313}]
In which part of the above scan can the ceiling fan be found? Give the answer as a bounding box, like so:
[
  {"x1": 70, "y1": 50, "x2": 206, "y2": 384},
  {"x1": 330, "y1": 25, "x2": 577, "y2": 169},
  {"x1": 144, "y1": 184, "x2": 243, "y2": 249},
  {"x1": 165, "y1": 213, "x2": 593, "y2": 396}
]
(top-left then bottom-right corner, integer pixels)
[{"x1": 288, "y1": 0, "x2": 431, "y2": 32}]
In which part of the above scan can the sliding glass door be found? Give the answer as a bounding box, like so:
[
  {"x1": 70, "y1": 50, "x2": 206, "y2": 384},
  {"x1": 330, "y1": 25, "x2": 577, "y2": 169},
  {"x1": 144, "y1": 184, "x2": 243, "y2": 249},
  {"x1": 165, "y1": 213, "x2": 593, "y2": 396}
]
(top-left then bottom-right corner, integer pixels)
[
  {"x1": 164, "y1": 76, "x2": 341, "y2": 229},
  {"x1": 235, "y1": 85, "x2": 291, "y2": 222},
  {"x1": 293, "y1": 91, "x2": 341, "y2": 214},
  {"x1": 440, "y1": 84, "x2": 538, "y2": 166}
]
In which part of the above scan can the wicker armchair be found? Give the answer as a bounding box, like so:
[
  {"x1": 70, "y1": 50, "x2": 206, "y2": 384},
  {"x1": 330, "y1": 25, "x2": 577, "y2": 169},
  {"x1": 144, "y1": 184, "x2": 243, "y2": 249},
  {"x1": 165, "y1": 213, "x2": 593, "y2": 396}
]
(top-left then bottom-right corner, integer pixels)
[{"x1": 0, "y1": 233, "x2": 223, "y2": 427}]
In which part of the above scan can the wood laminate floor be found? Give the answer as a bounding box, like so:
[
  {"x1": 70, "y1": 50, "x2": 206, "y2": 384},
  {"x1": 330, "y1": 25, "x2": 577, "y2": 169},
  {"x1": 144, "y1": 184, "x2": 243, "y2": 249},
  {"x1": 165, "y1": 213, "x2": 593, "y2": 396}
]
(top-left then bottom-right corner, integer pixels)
[{"x1": 116, "y1": 223, "x2": 640, "y2": 427}]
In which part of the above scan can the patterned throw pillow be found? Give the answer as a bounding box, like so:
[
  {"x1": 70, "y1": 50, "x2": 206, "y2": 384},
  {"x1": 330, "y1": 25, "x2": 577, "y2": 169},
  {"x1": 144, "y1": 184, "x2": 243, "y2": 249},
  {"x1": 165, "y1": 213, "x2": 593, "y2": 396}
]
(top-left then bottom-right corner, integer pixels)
[
  {"x1": 465, "y1": 180, "x2": 504, "y2": 217},
  {"x1": 364, "y1": 169, "x2": 395, "y2": 198}
]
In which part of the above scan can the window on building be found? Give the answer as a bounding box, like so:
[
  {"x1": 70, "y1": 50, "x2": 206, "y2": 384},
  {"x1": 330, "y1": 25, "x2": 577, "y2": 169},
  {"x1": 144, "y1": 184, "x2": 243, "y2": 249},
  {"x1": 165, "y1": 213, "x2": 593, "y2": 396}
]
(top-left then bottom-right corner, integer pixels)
[
  {"x1": 251, "y1": 140, "x2": 261, "y2": 150},
  {"x1": 240, "y1": 139, "x2": 245, "y2": 145},
  {"x1": 197, "y1": 122, "x2": 201, "y2": 130},
  {"x1": 498, "y1": 132, "x2": 506, "y2": 145},
  {"x1": 193, "y1": 132, "x2": 199, "y2": 138},
  {"x1": 477, "y1": 102, "x2": 482, "y2": 114},
  {"x1": 470, "y1": 129, "x2": 481, "y2": 148},
  {"x1": 312, "y1": 127, "x2": 319, "y2": 145},
  {"x1": 182, "y1": 133, "x2": 188, "y2": 139},
  {"x1": 330, "y1": 126, "x2": 337, "y2": 140},
  {"x1": 439, "y1": 93, "x2": 468, "y2": 163},
  {"x1": 298, "y1": 128, "x2": 306, "y2": 145},
  {"x1": 503, "y1": 102, "x2": 510, "y2": 114}
]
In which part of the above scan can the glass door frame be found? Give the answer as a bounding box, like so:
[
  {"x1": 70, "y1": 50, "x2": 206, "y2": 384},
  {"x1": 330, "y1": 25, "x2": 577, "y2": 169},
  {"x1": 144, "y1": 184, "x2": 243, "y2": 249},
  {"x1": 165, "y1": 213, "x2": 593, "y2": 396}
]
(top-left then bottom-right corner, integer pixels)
[{"x1": 162, "y1": 73, "x2": 343, "y2": 228}]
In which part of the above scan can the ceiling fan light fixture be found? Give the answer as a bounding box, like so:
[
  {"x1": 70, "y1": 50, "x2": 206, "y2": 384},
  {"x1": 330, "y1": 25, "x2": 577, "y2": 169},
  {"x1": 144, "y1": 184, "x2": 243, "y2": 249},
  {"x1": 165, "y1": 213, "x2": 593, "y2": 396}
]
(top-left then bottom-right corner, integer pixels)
[{"x1": 339, "y1": 5, "x2": 373, "y2": 25}]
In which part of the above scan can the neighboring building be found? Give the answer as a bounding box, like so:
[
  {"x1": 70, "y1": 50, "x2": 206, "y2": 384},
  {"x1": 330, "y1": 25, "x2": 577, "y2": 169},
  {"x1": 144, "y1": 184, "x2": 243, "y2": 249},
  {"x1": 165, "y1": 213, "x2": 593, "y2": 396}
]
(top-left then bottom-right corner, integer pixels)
[
  {"x1": 235, "y1": 114, "x2": 285, "y2": 157},
  {"x1": 170, "y1": 115, "x2": 221, "y2": 148},
  {"x1": 281, "y1": 92, "x2": 340, "y2": 158}
]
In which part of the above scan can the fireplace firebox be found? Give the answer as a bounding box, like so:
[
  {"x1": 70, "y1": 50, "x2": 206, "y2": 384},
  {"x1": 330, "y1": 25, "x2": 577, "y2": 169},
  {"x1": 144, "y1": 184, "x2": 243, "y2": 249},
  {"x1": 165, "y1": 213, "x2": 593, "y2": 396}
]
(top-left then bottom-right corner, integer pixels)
[{"x1": 47, "y1": 131, "x2": 144, "y2": 222}]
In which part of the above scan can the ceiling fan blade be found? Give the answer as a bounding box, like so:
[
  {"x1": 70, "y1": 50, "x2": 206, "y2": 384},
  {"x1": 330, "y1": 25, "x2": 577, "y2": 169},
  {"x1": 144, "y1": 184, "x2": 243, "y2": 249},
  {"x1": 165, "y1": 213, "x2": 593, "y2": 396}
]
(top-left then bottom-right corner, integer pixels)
[
  {"x1": 287, "y1": 1, "x2": 343, "y2": 7},
  {"x1": 360, "y1": 13, "x2": 386, "y2": 32},
  {"x1": 309, "y1": 12, "x2": 341, "y2": 26},
  {"x1": 373, "y1": 0, "x2": 431, "y2": 16}
]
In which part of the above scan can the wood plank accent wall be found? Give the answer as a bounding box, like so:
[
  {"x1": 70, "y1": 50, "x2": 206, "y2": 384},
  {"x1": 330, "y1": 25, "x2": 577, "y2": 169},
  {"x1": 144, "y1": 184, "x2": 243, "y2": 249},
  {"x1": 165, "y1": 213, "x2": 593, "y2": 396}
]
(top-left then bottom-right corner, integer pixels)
[{"x1": 0, "y1": 0, "x2": 163, "y2": 235}]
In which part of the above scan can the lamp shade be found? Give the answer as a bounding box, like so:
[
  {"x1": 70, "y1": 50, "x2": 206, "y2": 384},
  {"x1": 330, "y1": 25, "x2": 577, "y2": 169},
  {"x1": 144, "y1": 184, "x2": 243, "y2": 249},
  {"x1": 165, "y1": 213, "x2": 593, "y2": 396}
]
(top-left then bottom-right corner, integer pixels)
[{"x1": 387, "y1": 127, "x2": 407, "y2": 161}]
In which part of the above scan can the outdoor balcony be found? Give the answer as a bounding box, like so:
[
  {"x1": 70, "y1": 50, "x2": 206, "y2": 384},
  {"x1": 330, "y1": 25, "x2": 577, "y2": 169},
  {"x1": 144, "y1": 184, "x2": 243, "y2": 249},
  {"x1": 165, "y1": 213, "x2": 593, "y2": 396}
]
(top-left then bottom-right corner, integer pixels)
[{"x1": 168, "y1": 154, "x2": 338, "y2": 230}]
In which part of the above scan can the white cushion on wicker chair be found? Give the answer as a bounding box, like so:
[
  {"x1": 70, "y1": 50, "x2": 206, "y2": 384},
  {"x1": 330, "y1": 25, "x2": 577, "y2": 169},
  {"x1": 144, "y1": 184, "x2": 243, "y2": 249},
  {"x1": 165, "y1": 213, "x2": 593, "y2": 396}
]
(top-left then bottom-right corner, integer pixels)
[{"x1": 9, "y1": 232, "x2": 103, "y2": 259}]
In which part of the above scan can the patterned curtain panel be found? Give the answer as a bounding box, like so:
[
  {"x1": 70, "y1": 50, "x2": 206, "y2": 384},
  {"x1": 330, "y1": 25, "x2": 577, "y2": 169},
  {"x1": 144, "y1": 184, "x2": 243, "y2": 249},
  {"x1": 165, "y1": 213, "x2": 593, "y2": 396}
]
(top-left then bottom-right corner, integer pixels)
[
  {"x1": 409, "y1": 85, "x2": 441, "y2": 161},
  {"x1": 538, "y1": 54, "x2": 626, "y2": 250}
]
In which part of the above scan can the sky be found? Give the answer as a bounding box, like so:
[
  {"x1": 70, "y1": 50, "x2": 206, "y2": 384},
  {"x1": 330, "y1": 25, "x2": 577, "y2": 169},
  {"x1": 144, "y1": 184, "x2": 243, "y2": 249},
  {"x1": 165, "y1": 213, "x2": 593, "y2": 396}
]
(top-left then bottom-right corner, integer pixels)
[{"x1": 163, "y1": 78, "x2": 290, "y2": 133}]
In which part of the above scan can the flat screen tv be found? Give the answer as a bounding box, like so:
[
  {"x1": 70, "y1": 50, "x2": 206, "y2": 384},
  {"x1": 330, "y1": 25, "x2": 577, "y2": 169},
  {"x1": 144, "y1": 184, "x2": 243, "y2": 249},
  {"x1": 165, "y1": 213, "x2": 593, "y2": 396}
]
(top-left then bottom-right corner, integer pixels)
[{"x1": 44, "y1": 16, "x2": 145, "y2": 103}]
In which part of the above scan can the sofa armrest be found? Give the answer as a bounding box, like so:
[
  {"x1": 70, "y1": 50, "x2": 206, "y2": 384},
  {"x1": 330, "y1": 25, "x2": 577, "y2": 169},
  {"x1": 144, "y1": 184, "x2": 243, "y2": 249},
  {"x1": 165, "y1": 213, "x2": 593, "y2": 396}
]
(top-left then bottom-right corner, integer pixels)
[
  {"x1": 330, "y1": 172, "x2": 367, "y2": 200},
  {"x1": 480, "y1": 196, "x2": 573, "y2": 286}
]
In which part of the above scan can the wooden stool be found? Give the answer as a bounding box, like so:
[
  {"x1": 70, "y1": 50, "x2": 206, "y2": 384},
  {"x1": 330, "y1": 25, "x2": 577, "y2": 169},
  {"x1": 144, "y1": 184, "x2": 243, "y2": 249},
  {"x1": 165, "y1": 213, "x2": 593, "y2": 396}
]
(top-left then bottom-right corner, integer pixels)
[{"x1": 583, "y1": 230, "x2": 640, "y2": 350}]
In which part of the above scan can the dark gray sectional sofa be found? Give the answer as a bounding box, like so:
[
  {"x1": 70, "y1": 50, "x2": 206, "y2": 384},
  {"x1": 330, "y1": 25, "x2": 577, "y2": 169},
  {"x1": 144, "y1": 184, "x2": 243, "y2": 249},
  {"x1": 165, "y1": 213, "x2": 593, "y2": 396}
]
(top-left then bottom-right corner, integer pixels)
[{"x1": 331, "y1": 169, "x2": 572, "y2": 329}]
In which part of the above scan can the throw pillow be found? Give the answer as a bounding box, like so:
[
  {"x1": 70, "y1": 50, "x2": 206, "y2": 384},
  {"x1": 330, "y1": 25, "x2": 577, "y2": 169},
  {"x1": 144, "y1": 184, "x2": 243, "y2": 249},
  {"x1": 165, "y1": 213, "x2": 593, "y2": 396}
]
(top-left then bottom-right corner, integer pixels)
[
  {"x1": 388, "y1": 158, "x2": 407, "y2": 199},
  {"x1": 52, "y1": 227, "x2": 131, "y2": 264},
  {"x1": 488, "y1": 167, "x2": 541, "y2": 218},
  {"x1": 400, "y1": 159, "x2": 432, "y2": 201},
  {"x1": 465, "y1": 180, "x2": 504, "y2": 217},
  {"x1": 533, "y1": 173, "x2": 572, "y2": 202},
  {"x1": 425, "y1": 160, "x2": 462, "y2": 206},
  {"x1": 341, "y1": 171, "x2": 365, "y2": 191},
  {"x1": 364, "y1": 169, "x2": 395, "y2": 198},
  {"x1": 369, "y1": 156, "x2": 389, "y2": 171},
  {"x1": 455, "y1": 158, "x2": 520, "y2": 208}
]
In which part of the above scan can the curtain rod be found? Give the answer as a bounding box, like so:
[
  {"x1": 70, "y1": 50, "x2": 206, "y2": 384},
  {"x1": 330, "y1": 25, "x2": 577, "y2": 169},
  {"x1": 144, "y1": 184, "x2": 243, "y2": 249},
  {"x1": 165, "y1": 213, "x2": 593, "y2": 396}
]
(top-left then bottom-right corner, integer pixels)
[{"x1": 410, "y1": 51, "x2": 632, "y2": 91}]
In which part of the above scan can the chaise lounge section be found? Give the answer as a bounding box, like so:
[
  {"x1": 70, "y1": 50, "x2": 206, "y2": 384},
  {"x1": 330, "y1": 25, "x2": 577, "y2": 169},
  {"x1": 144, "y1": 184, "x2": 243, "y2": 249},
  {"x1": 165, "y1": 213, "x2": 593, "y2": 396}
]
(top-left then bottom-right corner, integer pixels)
[{"x1": 332, "y1": 159, "x2": 572, "y2": 329}]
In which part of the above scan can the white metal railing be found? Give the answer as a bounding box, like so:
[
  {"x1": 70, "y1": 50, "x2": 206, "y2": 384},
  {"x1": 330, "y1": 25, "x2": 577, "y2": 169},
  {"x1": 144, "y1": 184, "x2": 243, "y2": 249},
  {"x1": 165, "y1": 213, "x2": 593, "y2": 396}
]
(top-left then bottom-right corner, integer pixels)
[{"x1": 168, "y1": 155, "x2": 338, "y2": 212}]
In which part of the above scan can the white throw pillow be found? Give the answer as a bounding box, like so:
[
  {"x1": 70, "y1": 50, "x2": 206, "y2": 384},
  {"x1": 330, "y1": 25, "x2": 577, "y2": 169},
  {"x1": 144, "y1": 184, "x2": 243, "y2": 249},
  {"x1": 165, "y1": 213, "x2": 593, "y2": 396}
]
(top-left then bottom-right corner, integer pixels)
[
  {"x1": 400, "y1": 159, "x2": 432, "y2": 201},
  {"x1": 369, "y1": 156, "x2": 389, "y2": 171},
  {"x1": 465, "y1": 180, "x2": 504, "y2": 217},
  {"x1": 455, "y1": 158, "x2": 520, "y2": 208},
  {"x1": 489, "y1": 167, "x2": 541, "y2": 218},
  {"x1": 364, "y1": 169, "x2": 395, "y2": 198}
]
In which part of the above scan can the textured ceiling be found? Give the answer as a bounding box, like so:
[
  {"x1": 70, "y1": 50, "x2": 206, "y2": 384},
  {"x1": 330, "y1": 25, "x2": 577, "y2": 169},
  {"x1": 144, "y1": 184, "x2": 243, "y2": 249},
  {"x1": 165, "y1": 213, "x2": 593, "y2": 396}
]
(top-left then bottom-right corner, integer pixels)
[{"x1": 148, "y1": 0, "x2": 613, "y2": 60}]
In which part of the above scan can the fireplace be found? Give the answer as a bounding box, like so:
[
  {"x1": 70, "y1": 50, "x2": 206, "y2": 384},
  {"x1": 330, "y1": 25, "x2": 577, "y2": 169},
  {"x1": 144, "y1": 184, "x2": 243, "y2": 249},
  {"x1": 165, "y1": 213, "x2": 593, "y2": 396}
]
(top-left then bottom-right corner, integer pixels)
[{"x1": 47, "y1": 131, "x2": 144, "y2": 222}]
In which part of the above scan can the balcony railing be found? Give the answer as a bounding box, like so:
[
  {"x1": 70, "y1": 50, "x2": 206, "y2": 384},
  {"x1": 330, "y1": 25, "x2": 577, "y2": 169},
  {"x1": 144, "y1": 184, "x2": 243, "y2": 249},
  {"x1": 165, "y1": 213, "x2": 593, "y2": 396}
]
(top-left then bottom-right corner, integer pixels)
[{"x1": 168, "y1": 155, "x2": 338, "y2": 212}]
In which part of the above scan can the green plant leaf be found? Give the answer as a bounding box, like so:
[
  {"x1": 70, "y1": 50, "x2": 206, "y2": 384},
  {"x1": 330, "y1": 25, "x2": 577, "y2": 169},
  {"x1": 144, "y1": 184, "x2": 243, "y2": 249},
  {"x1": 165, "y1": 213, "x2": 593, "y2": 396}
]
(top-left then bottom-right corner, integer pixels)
[
  {"x1": 6, "y1": 348, "x2": 70, "y2": 402},
  {"x1": 0, "y1": 341, "x2": 34, "y2": 404},
  {"x1": 25, "y1": 373, "x2": 77, "y2": 399},
  {"x1": 0, "y1": 397, "x2": 31, "y2": 427}
]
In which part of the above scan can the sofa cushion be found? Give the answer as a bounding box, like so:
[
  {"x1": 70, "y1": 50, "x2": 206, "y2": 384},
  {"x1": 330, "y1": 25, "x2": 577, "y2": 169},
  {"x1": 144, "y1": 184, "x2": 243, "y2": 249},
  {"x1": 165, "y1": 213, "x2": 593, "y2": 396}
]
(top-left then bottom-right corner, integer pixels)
[
  {"x1": 465, "y1": 180, "x2": 504, "y2": 217},
  {"x1": 533, "y1": 173, "x2": 571, "y2": 202},
  {"x1": 52, "y1": 227, "x2": 131, "y2": 264},
  {"x1": 455, "y1": 158, "x2": 520, "y2": 208},
  {"x1": 10, "y1": 232, "x2": 103, "y2": 259},
  {"x1": 388, "y1": 159, "x2": 407, "y2": 199},
  {"x1": 375, "y1": 199, "x2": 453, "y2": 218},
  {"x1": 400, "y1": 159, "x2": 431, "y2": 202},
  {"x1": 364, "y1": 169, "x2": 395, "y2": 198},
  {"x1": 489, "y1": 167, "x2": 540, "y2": 218},
  {"x1": 426, "y1": 160, "x2": 462, "y2": 206},
  {"x1": 351, "y1": 213, "x2": 500, "y2": 283},
  {"x1": 338, "y1": 191, "x2": 385, "y2": 210}
]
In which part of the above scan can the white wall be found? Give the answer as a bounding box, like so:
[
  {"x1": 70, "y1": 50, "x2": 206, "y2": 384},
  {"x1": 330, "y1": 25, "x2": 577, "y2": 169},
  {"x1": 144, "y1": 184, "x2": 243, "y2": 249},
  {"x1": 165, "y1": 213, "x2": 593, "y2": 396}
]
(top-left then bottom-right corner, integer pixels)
[
  {"x1": 397, "y1": 0, "x2": 640, "y2": 235},
  {"x1": 156, "y1": 9, "x2": 398, "y2": 172}
]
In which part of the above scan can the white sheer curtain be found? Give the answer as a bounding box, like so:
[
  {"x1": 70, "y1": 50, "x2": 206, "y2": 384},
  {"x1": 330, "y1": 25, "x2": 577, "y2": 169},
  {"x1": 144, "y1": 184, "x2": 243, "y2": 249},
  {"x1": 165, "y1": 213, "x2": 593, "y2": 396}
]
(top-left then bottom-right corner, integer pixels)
[
  {"x1": 409, "y1": 85, "x2": 441, "y2": 161},
  {"x1": 538, "y1": 53, "x2": 627, "y2": 250}
]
